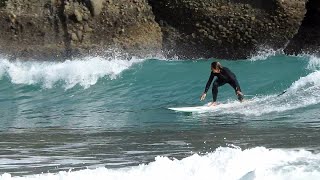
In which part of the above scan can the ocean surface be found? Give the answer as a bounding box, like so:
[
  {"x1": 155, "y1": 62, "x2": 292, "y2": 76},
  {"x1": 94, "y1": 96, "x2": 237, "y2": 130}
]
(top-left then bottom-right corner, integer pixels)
[{"x1": 0, "y1": 51, "x2": 320, "y2": 179}]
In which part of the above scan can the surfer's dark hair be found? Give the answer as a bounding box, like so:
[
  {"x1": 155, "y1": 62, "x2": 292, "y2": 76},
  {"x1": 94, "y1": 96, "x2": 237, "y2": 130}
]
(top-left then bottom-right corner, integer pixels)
[{"x1": 211, "y1": 61, "x2": 222, "y2": 69}]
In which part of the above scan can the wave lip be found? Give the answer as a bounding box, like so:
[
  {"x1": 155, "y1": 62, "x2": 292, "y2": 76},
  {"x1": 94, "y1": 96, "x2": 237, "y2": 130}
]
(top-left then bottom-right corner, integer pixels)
[{"x1": 0, "y1": 56, "x2": 144, "y2": 89}]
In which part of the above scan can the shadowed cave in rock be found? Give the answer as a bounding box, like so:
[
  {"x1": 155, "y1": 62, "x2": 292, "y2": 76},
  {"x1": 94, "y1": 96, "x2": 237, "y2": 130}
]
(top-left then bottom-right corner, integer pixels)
[{"x1": 285, "y1": 0, "x2": 320, "y2": 55}]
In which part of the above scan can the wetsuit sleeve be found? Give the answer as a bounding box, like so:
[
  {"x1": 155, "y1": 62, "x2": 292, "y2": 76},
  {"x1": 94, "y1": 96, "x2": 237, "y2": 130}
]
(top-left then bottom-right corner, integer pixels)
[
  {"x1": 224, "y1": 68, "x2": 241, "y2": 91},
  {"x1": 233, "y1": 79, "x2": 241, "y2": 91},
  {"x1": 204, "y1": 72, "x2": 214, "y2": 93}
]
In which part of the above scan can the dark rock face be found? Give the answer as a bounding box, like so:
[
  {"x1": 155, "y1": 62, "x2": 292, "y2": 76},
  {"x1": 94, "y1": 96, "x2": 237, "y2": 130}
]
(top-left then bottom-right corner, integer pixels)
[
  {"x1": 284, "y1": 0, "x2": 320, "y2": 55},
  {"x1": 0, "y1": 0, "x2": 162, "y2": 60},
  {"x1": 0, "y1": 0, "x2": 7, "y2": 7},
  {"x1": 0, "y1": 0, "x2": 319, "y2": 60},
  {"x1": 149, "y1": 0, "x2": 306, "y2": 59}
]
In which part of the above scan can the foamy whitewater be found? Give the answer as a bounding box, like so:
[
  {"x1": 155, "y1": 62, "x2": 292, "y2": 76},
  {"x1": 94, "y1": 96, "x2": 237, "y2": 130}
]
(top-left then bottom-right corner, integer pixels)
[
  {"x1": 2, "y1": 147, "x2": 320, "y2": 180},
  {"x1": 1, "y1": 52, "x2": 320, "y2": 180},
  {"x1": 0, "y1": 56, "x2": 144, "y2": 89}
]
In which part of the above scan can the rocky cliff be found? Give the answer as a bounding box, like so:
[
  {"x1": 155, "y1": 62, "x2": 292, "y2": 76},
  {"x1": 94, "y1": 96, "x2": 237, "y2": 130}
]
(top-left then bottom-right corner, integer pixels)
[
  {"x1": 284, "y1": 0, "x2": 320, "y2": 55},
  {"x1": 0, "y1": 0, "x2": 162, "y2": 60},
  {"x1": 150, "y1": 0, "x2": 306, "y2": 59},
  {"x1": 0, "y1": 0, "x2": 319, "y2": 60}
]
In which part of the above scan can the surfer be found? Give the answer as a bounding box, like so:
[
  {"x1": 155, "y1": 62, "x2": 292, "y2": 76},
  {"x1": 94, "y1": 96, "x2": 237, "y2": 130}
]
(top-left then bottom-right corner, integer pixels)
[{"x1": 200, "y1": 61, "x2": 244, "y2": 106}]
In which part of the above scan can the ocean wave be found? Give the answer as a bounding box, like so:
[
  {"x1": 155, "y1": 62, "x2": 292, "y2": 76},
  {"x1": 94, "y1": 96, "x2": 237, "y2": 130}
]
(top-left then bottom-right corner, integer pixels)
[
  {"x1": 1, "y1": 146, "x2": 320, "y2": 180},
  {"x1": 0, "y1": 56, "x2": 144, "y2": 89}
]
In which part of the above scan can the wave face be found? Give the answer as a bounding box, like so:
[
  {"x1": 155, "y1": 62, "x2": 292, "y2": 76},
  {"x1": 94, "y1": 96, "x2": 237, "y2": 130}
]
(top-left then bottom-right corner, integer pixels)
[{"x1": 1, "y1": 53, "x2": 320, "y2": 179}]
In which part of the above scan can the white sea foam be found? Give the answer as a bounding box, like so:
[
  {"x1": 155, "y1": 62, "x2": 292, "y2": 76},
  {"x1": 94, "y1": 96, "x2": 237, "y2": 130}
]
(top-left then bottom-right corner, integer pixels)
[
  {"x1": 1, "y1": 146, "x2": 320, "y2": 180},
  {"x1": 0, "y1": 56, "x2": 144, "y2": 89},
  {"x1": 307, "y1": 55, "x2": 320, "y2": 70},
  {"x1": 248, "y1": 48, "x2": 280, "y2": 61}
]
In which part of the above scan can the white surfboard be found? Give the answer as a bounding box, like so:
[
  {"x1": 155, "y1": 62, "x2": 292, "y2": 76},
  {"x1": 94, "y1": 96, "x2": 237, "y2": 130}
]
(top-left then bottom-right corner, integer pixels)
[
  {"x1": 168, "y1": 105, "x2": 214, "y2": 112},
  {"x1": 168, "y1": 102, "x2": 222, "y2": 112},
  {"x1": 168, "y1": 100, "x2": 251, "y2": 113}
]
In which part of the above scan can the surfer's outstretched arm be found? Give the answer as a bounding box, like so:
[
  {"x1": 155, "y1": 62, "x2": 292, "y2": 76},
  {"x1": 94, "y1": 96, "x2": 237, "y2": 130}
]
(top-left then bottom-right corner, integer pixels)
[
  {"x1": 222, "y1": 67, "x2": 241, "y2": 90},
  {"x1": 200, "y1": 72, "x2": 214, "y2": 101},
  {"x1": 204, "y1": 72, "x2": 214, "y2": 93},
  {"x1": 229, "y1": 79, "x2": 241, "y2": 92}
]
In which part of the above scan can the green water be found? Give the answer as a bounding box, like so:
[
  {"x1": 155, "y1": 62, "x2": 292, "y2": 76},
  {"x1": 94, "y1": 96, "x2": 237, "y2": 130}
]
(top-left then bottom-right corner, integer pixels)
[{"x1": 0, "y1": 54, "x2": 320, "y2": 177}]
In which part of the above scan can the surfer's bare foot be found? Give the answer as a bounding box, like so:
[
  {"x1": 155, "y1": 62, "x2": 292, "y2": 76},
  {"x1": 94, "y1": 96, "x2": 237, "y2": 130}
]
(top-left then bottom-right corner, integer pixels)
[{"x1": 208, "y1": 102, "x2": 217, "y2": 107}]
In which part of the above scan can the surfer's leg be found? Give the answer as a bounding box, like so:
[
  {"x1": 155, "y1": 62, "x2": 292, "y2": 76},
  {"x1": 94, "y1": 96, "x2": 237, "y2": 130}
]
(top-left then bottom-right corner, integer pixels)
[{"x1": 212, "y1": 80, "x2": 226, "y2": 102}]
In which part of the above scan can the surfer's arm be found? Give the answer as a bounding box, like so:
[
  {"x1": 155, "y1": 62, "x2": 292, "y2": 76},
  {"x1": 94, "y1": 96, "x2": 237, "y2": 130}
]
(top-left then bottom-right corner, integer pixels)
[
  {"x1": 226, "y1": 72, "x2": 243, "y2": 101},
  {"x1": 204, "y1": 72, "x2": 214, "y2": 93},
  {"x1": 224, "y1": 68, "x2": 241, "y2": 91},
  {"x1": 232, "y1": 79, "x2": 241, "y2": 92}
]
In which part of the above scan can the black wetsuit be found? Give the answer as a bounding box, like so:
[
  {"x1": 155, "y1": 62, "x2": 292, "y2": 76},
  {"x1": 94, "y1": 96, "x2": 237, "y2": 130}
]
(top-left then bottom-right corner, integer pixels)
[{"x1": 204, "y1": 67, "x2": 243, "y2": 102}]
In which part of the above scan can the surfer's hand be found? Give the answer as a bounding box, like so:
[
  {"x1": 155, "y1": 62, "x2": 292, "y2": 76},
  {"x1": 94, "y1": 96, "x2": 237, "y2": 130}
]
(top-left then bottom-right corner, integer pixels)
[
  {"x1": 236, "y1": 91, "x2": 244, "y2": 102},
  {"x1": 200, "y1": 93, "x2": 206, "y2": 101}
]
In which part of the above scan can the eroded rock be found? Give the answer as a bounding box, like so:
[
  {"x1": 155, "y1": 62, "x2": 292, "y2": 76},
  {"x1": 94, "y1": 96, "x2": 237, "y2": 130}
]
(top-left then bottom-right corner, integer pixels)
[
  {"x1": 149, "y1": 0, "x2": 307, "y2": 59},
  {"x1": 0, "y1": 0, "x2": 162, "y2": 60}
]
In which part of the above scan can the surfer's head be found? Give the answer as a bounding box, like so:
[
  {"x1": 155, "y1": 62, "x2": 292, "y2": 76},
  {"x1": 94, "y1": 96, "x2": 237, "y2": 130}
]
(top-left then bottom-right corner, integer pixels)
[{"x1": 211, "y1": 61, "x2": 222, "y2": 73}]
